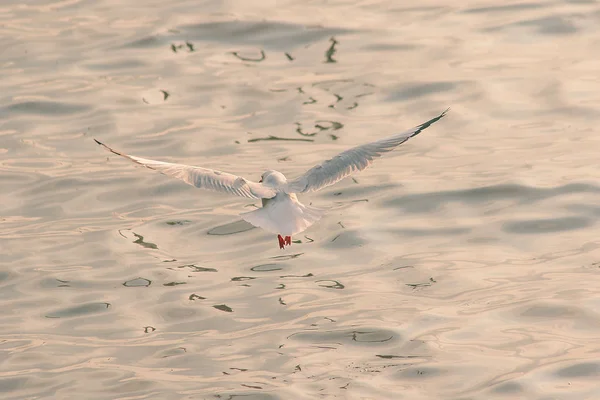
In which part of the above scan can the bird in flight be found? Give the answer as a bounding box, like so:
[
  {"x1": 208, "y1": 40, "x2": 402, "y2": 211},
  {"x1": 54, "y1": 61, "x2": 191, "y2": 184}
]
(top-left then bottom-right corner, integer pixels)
[{"x1": 95, "y1": 109, "x2": 448, "y2": 249}]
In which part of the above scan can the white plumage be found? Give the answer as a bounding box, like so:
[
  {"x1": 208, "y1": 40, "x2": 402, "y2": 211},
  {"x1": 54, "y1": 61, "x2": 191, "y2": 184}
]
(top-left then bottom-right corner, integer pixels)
[{"x1": 95, "y1": 108, "x2": 448, "y2": 248}]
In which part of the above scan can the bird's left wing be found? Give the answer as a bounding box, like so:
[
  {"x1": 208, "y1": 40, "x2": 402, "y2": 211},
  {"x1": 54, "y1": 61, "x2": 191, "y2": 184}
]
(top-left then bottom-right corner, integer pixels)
[
  {"x1": 285, "y1": 109, "x2": 448, "y2": 194},
  {"x1": 94, "y1": 140, "x2": 276, "y2": 199}
]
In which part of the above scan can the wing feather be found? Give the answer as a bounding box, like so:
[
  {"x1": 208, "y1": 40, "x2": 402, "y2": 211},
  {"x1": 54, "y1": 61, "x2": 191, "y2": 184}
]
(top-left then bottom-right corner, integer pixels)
[
  {"x1": 94, "y1": 140, "x2": 276, "y2": 199},
  {"x1": 286, "y1": 109, "x2": 448, "y2": 193}
]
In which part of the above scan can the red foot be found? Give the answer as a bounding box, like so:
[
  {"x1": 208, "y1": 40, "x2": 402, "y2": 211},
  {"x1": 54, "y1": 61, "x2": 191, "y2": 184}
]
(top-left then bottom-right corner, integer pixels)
[{"x1": 277, "y1": 235, "x2": 292, "y2": 249}]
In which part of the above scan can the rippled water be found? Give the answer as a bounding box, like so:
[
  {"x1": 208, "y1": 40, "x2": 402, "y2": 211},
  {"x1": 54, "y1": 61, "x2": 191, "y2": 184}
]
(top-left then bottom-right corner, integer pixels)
[{"x1": 2, "y1": 1, "x2": 600, "y2": 398}]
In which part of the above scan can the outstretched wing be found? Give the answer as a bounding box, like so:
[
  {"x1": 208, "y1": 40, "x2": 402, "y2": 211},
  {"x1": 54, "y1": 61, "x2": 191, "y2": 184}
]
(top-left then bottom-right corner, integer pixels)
[
  {"x1": 94, "y1": 140, "x2": 276, "y2": 199},
  {"x1": 286, "y1": 109, "x2": 448, "y2": 193}
]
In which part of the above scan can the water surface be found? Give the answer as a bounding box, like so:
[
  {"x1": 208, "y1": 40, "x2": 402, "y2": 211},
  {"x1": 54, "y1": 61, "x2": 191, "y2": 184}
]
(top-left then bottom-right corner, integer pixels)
[{"x1": 2, "y1": 0, "x2": 600, "y2": 399}]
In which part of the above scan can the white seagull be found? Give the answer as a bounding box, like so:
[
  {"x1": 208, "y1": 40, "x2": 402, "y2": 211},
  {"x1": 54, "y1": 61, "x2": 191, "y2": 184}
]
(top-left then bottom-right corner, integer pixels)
[{"x1": 95, "y1": 109, "x2": 448, "y2": 249}]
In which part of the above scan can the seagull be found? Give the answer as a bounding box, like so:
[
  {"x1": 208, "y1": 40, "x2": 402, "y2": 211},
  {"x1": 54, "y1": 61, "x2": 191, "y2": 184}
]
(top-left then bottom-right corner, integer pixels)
[{"x1": 95, "y1": 109, "x2": 448, "y2": 249}]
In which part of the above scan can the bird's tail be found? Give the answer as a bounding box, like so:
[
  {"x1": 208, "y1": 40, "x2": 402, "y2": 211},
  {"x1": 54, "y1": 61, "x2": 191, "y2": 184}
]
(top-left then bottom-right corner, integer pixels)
[{"x1": 240, "y1": 199, "x2": 324, "y2": 236}]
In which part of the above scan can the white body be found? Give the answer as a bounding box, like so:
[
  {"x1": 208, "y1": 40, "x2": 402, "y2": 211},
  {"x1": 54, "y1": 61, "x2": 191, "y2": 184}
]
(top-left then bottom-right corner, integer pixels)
[
  {"x1": 239, "y1": 171, "x2": 323, "y2": 236},
  {"x1": 94, "y1": 109, "x2": 447, "y2": 238}
]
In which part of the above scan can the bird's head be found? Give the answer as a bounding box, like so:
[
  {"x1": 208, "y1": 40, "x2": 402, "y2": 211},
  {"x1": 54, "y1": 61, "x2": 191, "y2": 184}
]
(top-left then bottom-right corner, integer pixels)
[{"x1": 260, "y1": 170, "x2": 286, "y2": 186}]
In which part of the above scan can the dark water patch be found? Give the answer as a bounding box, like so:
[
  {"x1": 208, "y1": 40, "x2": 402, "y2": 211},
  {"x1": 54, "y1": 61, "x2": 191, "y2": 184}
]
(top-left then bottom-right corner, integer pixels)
[
  {"x1": 563, "y1": 204, "x2": 600, "y2": 217},
  {"x1": 0, "y1": 377, "x2": 28, "y2": 393},
  {"x1": 144, "y1": 326, "x2": 156, "y2": 333},
  {"x1": 45, "y1": 302, "x2": 110, "y2": 319},
  {"x1": 83, "y1": 59, "x2": 147, "y2": 70},
  {"x1": 189, "y1": 294, "x2": 206, "y2": 301},
  {"x1": 490, "y1": 381, "x2": 524, "y2": 394},
  {"x1": 362, "y1": 43, "x2": 416, "y2": 52},
  {"x1": 462, "y1": 3, "x2": 546, "y2": 14},
  {"x1": 208, "y1": 220, "x2": 255, "y2": 235},
  {"x1": 387, "y1": 81, "x2": 458, "y2": 102},
  {"x1": 503, "y1": 216, "x2": 592, "y2": 234},
  {"x1": 1, "y1": 101, "x2": 92, "y2": 116},
  {"x1": 213, "y1": 304, "x2": 233, "y2": 313},
  {"x1": 163, "y1": 282, "x2": 186, "y2": 286},
  {"x1": 18, "y1": 176, "x2": 99, "y2": 199},
  {"x1": 486, "y1": 16, "x2": 579, "y2": 35},
  {"x1": 0, "y1": 270, "x2": 10, "y2": 283},
  {"x1": 383, "y1": 183, "x2": 600, "y2": 213},
  {"x1": 555, "y1": 362, "x2": 600, "y2": 378},
  {"x1": 516, "y1": 16, "x2": 579, "y2": 35},
  {"x1": 519, "y1": 303, "x2": 582, "y2": 319},
  {"x1": 123, "y1": 278, "x2": 151, "y2": 287}
]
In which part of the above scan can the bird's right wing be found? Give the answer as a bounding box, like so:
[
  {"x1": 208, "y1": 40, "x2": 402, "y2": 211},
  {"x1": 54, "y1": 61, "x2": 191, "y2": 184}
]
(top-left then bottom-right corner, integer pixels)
[
  {"x1": 94, "y1": 140, "x2": 276, "y2": 199},
  {"x1": 286, "y1": 109, "x2": 448, "y2": 193}
]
